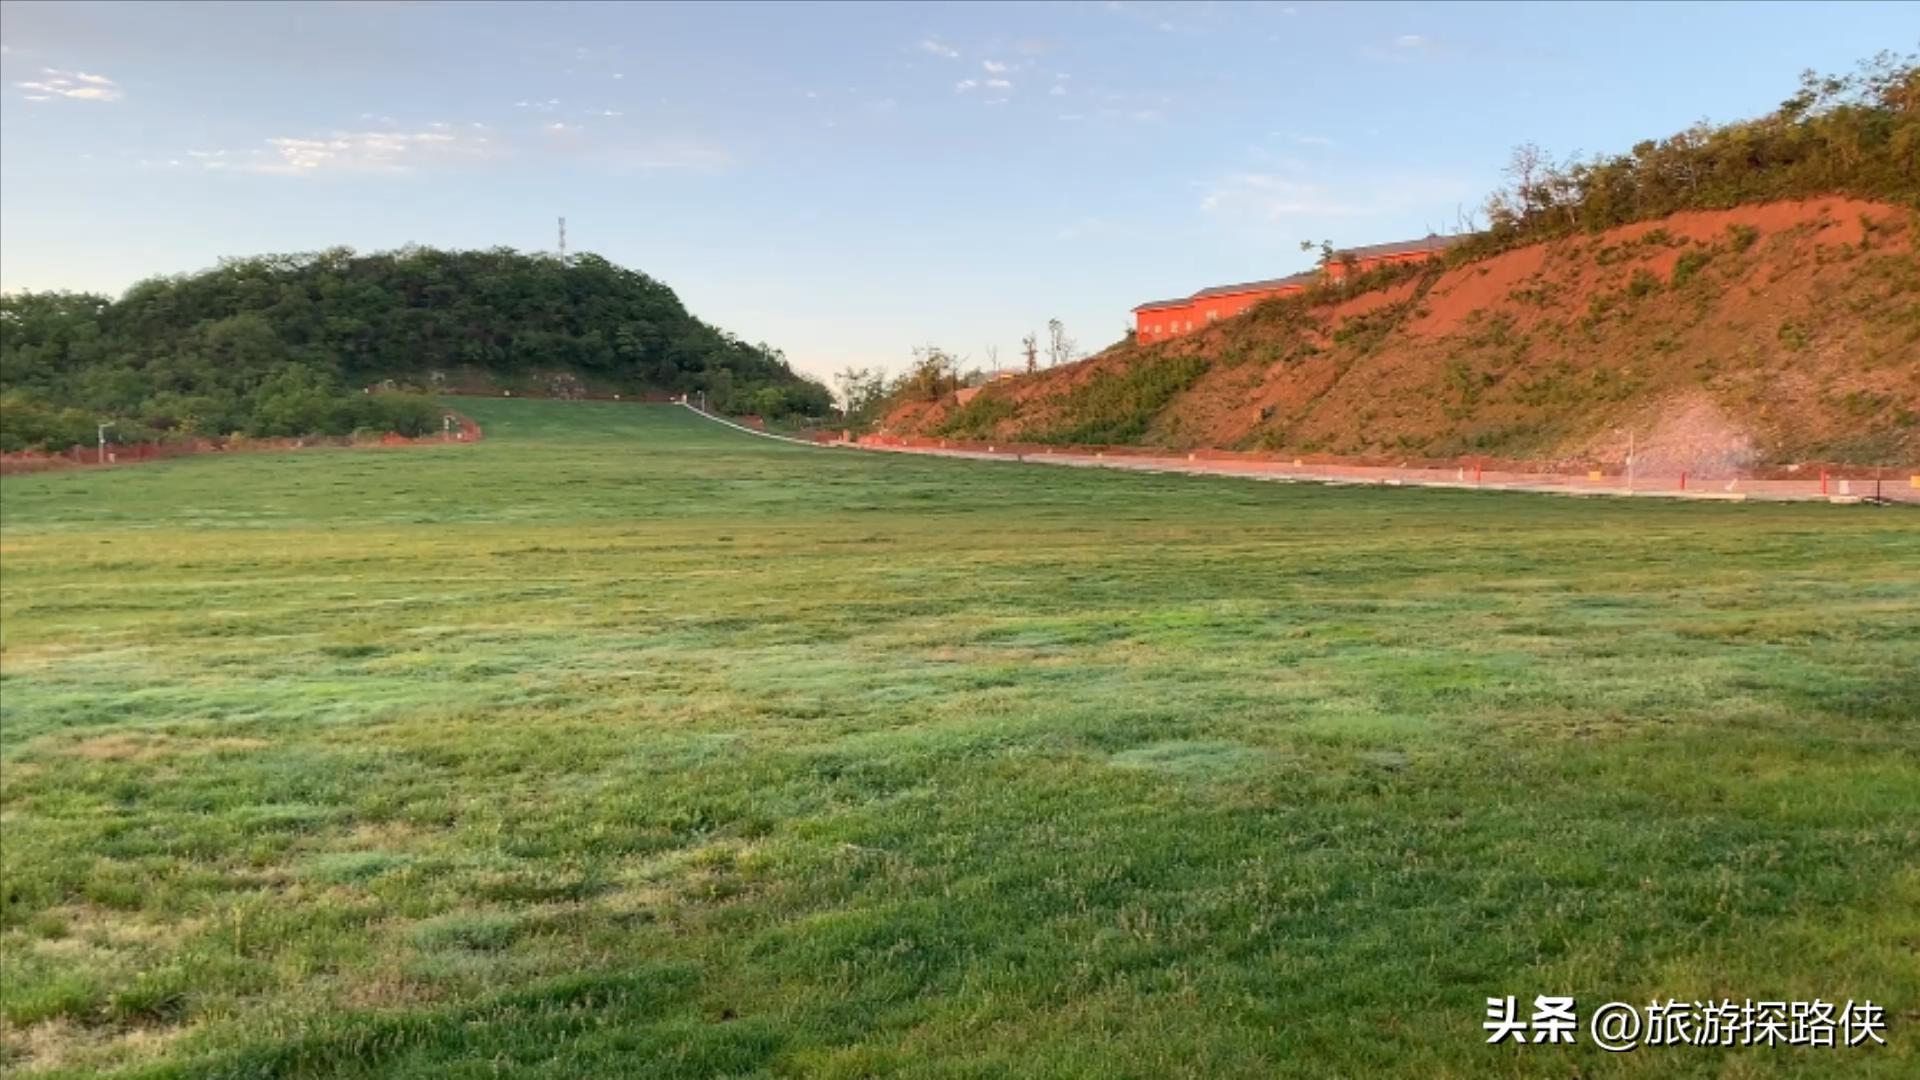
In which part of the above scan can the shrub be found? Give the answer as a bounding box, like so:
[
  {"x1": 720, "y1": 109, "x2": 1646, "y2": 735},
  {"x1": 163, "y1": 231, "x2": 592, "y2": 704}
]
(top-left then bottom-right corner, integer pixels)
[
  {"x1": 1033, "y1": 354, "x2": 1211, "y2": 445},
  {"x1": 1670, "y1": 250, "x2": 1714, "y2": 287},
  {"x1": 360, "y1": 393, "x2": 444, "y2": 438},
  {"x1": 0, "y1": 393, "x2": 97, "y2": 452},
  {"x1": 1777, "y1": 320, "x2": 1811, "y2": 350},
  {"x1": 933, "y1": 391, "x2": 1017, "y2": 438}
]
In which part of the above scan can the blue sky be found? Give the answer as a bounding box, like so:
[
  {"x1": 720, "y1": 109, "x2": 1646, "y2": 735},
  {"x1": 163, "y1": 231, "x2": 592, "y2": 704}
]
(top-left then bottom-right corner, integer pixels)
[{"x1": 1, "y1": 1, "x2": 1912, "y2": 382}]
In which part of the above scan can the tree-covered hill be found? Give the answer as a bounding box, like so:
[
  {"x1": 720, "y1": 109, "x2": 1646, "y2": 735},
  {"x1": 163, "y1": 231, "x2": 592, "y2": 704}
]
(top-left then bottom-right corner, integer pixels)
[
  {"x1": 1453, "y1": 50, "x2": 1917, "y2": 260},
  {"x1": 0, "y1": 247, "x2": 832, "y2": 450}
]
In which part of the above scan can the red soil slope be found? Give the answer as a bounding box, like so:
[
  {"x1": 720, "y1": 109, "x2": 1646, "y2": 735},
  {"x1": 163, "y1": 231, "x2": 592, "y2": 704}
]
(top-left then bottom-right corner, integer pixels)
[{"x1": 895, "y1": 198, "x2": 1919, "y2": 468}]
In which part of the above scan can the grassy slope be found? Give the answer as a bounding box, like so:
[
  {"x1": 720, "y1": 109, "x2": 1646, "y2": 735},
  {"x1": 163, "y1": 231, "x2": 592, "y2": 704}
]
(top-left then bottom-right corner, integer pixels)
[
  {"x1": 917, "y1": 198, "x2": 1920, "y2": 465},
  {"x1": 1, "y1": 399, "x2": 1917, "y2": 1077}
]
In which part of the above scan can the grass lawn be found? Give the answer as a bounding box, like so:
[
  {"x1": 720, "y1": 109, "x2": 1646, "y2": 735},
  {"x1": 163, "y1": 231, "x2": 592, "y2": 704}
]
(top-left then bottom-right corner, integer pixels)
[{"x1": 1, "y1": 398, "x2": 1915, "y2": 1077}]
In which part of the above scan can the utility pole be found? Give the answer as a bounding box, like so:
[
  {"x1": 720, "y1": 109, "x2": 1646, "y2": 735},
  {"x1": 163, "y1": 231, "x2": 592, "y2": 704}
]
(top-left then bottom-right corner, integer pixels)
[
  {"x1": 97, "y1": 421, "x2": 114, "y2": 465},
  {"x1": 558, "y1": 216, "x2": 567, "y2": 264}
]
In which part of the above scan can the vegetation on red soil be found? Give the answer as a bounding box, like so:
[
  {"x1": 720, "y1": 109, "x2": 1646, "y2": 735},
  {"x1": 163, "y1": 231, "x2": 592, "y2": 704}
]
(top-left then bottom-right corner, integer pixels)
[
  {"x1": 895, "y1": 198, "x2": 1920, "y2": 468},
  {"x1": 893, "y1": 57, "x2": 1920, "y2": 468}
]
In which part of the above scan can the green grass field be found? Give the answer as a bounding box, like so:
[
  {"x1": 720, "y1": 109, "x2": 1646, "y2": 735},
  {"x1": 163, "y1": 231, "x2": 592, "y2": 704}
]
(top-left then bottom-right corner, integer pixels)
[{"x1": 2, "y1": 399, "x2": 1916, "y2": 1077}]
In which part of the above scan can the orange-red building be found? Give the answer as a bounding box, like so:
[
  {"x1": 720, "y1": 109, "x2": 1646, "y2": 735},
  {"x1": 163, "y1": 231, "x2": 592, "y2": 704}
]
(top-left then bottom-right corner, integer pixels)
[
  {"x1": 1133, "y1": 233, "x2": 1466, "y2": 342},
  {"x1": 1319, "y1": 233, "x2": 1469, "y2": 283}
]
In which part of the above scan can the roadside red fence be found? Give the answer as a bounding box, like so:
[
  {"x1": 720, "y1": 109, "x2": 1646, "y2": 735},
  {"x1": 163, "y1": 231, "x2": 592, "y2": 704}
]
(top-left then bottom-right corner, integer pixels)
[
  {"x1": 439, "y1": 388, "x2": 682, "y2": 403},
  {"x1": 0, "y1": 413, "x2": 482, "y2": 476},
  {"x1": 854, "y1": 434, "x2": 1920, "y2": 505}
]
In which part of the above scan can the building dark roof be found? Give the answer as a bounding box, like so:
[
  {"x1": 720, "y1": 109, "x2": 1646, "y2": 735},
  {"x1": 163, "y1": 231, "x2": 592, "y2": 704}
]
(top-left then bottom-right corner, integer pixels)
[
  {"x1": 1192, "y1": 271, "x2": 1319, "y2": 299},
  {"x1": 1332, "y1": 233, "x2": 1467, "y2": 260},
  {"x1": 1134, "y1": 269, "x2": 1317, "y2": 311},
  {"x1": 1134, "y1": 233, "x2": 1476, "y2": 313}
]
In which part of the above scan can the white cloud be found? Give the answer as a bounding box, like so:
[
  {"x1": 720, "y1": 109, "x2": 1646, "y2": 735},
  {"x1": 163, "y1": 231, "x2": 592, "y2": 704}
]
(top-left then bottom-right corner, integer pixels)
[
  {"x1": 1050, "y1": 84, "x2": 1068, "y2": 97},
  {"x1": 1054, "y1": 216, "x2": 1146, "y2": 242},
  {"x1": 1101, "y1": 0, "x2": 1217, "y2": 35},
  {"x1": 1363, "y1": 33, "x2": 1439, "y2": 62},
  {"x1": 15, "y1": 67, "x2": 122, "y2": 102},
  {"x1": 200, "y1": 122, "x2": 725, "y2": 179},
  {"x1": 985, "y1": 78, "x2": 1012, "y2": 90},
  {"x1": 1078, "y1": 87, "x2": 1172, "y2": 125},
  {"x1": 204, "y1": 127, "x2": 504, "y2": 176},
  {"x1": 983, "y1": 60, "x2": 1009, "y2": 73},
  {"x1": 600, "y1": 139, "x2": 733, "y2": 173},
  {"x1": 954, "y1": 79, "x2": 978, "y2": 93},
  {"x1": 1293, "y1": 133, "x2": 1333, "y2": 147},
  {"x1": 919, "y1": 38, "x2": 960, "y2": 59},
  {"x1": 1202, "y1": 174, "x2": 1368, "y2": 219},
  {"x1": 1200, "y1": 170, "x2": 1472, "y2": 225}
]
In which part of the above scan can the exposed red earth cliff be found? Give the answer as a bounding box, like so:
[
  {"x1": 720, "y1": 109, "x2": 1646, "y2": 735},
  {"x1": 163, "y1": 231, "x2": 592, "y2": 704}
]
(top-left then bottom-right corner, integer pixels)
[{"x1": 894, "y1": 198, "x2": 1919, "y2": 469}]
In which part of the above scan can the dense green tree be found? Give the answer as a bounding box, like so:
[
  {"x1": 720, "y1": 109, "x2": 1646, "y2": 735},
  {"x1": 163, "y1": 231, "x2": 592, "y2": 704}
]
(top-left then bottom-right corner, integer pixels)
[
  {"x1": 0, "y1": 247, "x2": 831, "y2": 449},
  {"x1": 1462, "y1": 53, "x2": 1918, "y2": 259}
]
